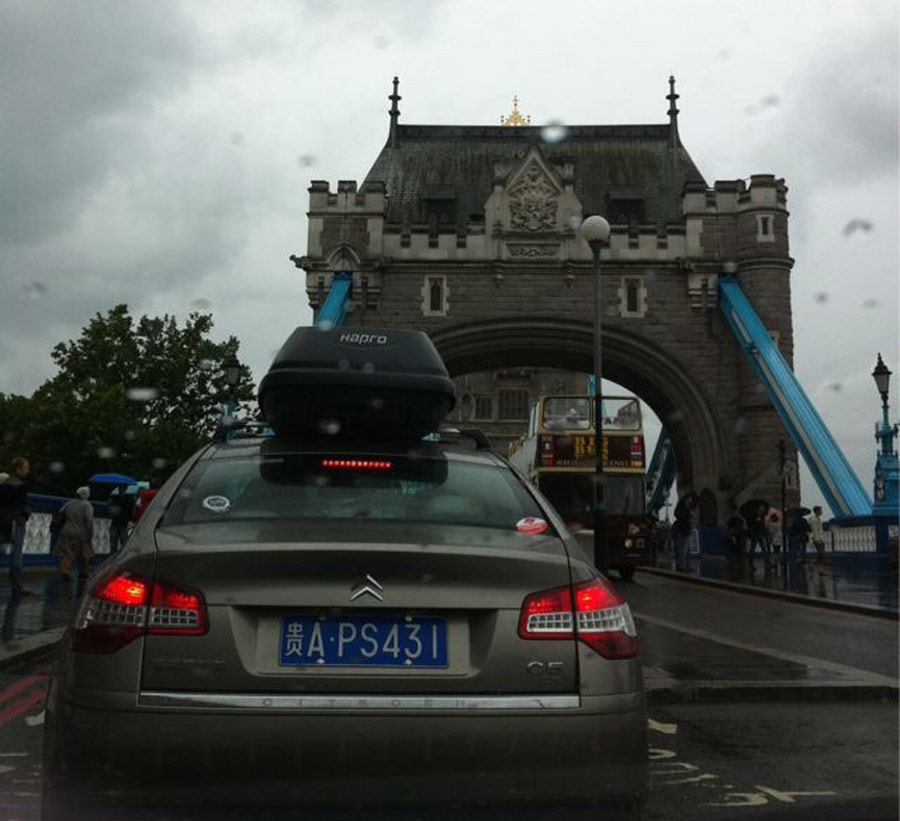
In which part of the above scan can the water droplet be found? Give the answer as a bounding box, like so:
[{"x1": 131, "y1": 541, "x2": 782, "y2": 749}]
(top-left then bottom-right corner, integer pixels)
[
  {"x1": 230, "y1": 132, "x2": 245, "y2": 146},
  {"x1": 568, "y1": 215, "x2": 582, "y2": 231},
  {"x1": 540, "y1": 121, "x2": 568, "y2": 143},
  {"x1": 828, "y1": 382, "x2": 843, "y2": 392},
  {"x1": 667, "y1": 410, "x2": 685, "y2": 424},
  {"x1": 362, "y1": 362, "x2": 375, "y2": 374},
  {"x1": 813, "y1": 292, "x2": 829, "y2": 304},
  {"x1": 761, "y1": 94, "x2": 780, "y2": 108},
  {"x1": 734, "y1": 417, "x2": 747, "y2": 435},
  {"x1": 190, "y1": 298, "x2": 212, "y2": 311},
  {"x1": 716, "y1": 48, "x2": 733, "y2": 61},
  {"x1": 317, "y1": 318, "x2": 335, "y2": 331},
  {"x1": 97, "y1": 446, "x2": 116, "y2": 459},
  {"x1": 373, "y1": 34, "x2": 390, "y2": 49},
  {"x1": 337, "y1": 359, "x2": 350, "y2": 371},
  {"x1": 49, "y1": 461, "x2": 65, "y2": 474},
  {"x1": 23, "y1": 282, "x2": 48, "y2": 299},
  {"x1": 318, "y1": 419, "x2": 341, "y2": 436},
  {"x1": 126, "y1": 387, "x2": 159, "y2": 402},
  {"x1": 152, "y1": 457, "x2": 167, "y2": 470},
  {"x1": 124, "y1": 430, "x2": 136, "y2": 441},
  {"x1": 842, "y1": 218, "x2": 874, "y2": 237},
  {"x1": 368, "y1": 397, "x2": 385, "y2": 411},
  {"x1": 297, "y1": 154, "x2": 317, "y2": 168},
  {"x1": 313, "y1": 475, "x2": 329, "y2": 488},
  {"x1": 200, "y1": 359, "x2": 217, "y2": 372},
  {"x1": 862, "y1": 298, "x2": 879, "y2": 309}
]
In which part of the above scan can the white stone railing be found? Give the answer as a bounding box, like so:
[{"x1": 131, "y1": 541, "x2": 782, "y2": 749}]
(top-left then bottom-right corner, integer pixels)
[
  {"x1": 828, "y1": 525, "x2": 877, "y2": 553},
  {"x1": 22, "y1": 512, "x2": 111, "y2": 556}
]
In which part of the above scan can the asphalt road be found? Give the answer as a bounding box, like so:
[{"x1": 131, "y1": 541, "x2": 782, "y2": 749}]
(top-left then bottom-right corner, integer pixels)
[{"x1": 1, "y1": 571, "x2": 897, "y2": 821}]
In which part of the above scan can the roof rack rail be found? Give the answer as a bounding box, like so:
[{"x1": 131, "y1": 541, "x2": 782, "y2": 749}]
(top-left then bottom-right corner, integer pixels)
[
  {"x1": 212, "y1": 419, "x2": 275, "y2": 442},
  {"x1": 425, "y1": 427, "x2": 493, "y2": 450}
]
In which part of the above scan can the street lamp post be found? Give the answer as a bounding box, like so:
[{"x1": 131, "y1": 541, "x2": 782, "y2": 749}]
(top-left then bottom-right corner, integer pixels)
[
  {"x1": 871, "y1": 353, "x2": 899, "y2": 515},
  {"x1": 581, "y1": 215, "x2": 611, "y2": 574},
  {"x1": 223, "y1": 354, "x2": 241, "y2": 424}
]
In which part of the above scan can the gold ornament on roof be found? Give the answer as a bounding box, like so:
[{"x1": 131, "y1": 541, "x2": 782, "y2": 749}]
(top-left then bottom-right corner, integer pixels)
[{"x1": 501, "y1": 95, "x2": 531, "y2": 126}]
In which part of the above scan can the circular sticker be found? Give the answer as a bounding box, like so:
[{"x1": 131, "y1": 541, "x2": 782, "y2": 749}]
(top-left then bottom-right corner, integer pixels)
[
  {"x1": 202, "y1": 495, "x2": 231, "y2": 514},
  {"x1": 516, "y1": 517, "x2": 549, "y2": 535}
]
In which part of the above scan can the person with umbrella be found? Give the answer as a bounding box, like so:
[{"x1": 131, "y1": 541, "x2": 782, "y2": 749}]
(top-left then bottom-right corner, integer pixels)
[{"x1": 786, "y1": 506, "x2": 812, "y2": 563}]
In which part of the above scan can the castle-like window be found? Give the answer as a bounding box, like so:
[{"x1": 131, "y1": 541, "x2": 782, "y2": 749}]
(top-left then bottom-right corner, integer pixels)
[
  {"x1": 756, "y1": 214, "x2": 775, "y2": 243},
  {"x1": 422, "y1": 276, "x2": 448, "y2": 316}
]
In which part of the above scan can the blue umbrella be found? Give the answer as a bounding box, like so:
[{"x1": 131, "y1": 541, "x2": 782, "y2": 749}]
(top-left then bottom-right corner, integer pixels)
[{"x1": 89, "y1": 473, "x2": 137, "y2": 486}]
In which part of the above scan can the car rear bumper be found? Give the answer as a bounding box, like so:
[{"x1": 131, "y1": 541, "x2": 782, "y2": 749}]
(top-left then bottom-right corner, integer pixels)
[{"x1": 45, "y1": 690, "x2": 647, "y2": 813}]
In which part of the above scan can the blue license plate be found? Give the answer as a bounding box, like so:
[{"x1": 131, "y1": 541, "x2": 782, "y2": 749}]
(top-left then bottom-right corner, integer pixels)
[{"x1": 279, "y1": 615, "x2": 448, "y2": 667}]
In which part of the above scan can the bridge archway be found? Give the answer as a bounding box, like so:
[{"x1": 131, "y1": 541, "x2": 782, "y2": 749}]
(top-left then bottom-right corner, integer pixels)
[{"x1": 431, "y1": 317, "x2": 730, "y2": 500}]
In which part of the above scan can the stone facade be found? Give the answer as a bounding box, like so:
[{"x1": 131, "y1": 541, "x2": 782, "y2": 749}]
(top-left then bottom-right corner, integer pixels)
[{"x1": 292, "y1": 82, "x2": 800, "y2": 520}]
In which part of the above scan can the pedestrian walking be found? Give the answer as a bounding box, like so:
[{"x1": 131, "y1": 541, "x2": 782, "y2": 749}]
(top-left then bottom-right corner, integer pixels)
[
  {"x1": 809, "y1": 505, "x2": 827, "y2": 564},
  {"x1": 788, "y1": 510, "x2": 811, "y2": 563},
  {"x1": 107, "y1": 487, "x2": 134, "y2": 553},
  {"x1": 0, "y1": 458, "x2": 33, "y2": 597},
  {"x1": 747, "y1": 502, "x2": 771, "y2": 564},
  {"x1": 767, "y1": 509, "x2": 783, "y2": 554},
  {"x1": 55, "y1": 487, "x2": 95, "y2": 582},
  {"x1": 672, "y1": 493, "x2": 698, "y2": 573}
]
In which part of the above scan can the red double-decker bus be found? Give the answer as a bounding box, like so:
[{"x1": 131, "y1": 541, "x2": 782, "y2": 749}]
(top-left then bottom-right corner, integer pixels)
[{"x1": 508, "y1": 394, "x2": 652, "y2": 580}]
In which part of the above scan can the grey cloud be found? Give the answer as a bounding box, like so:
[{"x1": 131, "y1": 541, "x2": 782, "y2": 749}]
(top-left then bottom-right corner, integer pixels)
[{"x1": 0, "y1": 1, "x2": 201, "y2": 246}]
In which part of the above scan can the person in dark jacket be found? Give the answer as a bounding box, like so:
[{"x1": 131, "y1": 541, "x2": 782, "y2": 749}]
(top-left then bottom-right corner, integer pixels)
[
  {"x1": 0, "y1": 458, "x2": 32, "y2": 596},
  {"x1": 107, "y1": 488, "x2": 134, "y2": 553},
  {"x1": 747, "y1": 502, "x2": 771, "y2": 565},
  {"x1": 672, "y1": 493, "x2": 698, "y2": 573}
]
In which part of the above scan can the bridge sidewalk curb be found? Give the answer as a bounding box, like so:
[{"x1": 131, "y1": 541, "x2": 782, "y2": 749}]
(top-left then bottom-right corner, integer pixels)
[
  {"x1": 0, "y1": 627, "x2": 65, "y2": 672},
  {"x1": 646, "y1": 679, "x2": 898, "y2": 705},
  {"x1": 640, "y1": 566, "x2": 899, "y2": 620}
]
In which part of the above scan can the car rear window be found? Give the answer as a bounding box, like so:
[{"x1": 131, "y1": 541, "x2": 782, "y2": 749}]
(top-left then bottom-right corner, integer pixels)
[{"x1": 161, "y1": 453, "x2": 550, "y2": 532}]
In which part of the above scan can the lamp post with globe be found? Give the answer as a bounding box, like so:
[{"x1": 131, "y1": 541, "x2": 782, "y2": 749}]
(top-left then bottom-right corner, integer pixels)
[
  {"x1": 581, "y1": 215, "x2": 611, "y2": 573},
  {"x1": 871, "y1": 353, "x2": 899, "y2": 516}
]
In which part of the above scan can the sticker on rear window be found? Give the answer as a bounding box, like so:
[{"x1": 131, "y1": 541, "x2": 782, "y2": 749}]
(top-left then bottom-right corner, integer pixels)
[
  {"x1": 516, "y1": 517, "x2": 549, "y2": 534},
  {"x1": 202, "y1": 495, "x2": 231, "y2": 513}
]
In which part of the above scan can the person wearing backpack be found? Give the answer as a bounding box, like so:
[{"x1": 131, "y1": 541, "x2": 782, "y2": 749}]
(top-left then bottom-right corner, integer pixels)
[{"x1": 55, "y1": 487, "x2": 95, "y2": 582}]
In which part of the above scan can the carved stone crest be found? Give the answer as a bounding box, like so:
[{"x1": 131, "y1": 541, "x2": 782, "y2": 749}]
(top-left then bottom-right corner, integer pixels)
[
  {"x1": 507, "y1": 244, "x2": 559, "y2": 257},
  {"x1": 508, "y1": 161, "x2": 558, "y2": 232}
]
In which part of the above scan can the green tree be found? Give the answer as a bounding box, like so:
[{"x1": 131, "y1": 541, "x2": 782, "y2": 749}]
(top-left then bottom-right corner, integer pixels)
[{"x1": 0, "y1": 305, "x2": 254, "y2": 496}]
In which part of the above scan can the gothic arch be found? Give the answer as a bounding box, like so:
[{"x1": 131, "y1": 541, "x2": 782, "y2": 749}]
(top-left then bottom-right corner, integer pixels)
[{"x1": 429, "y1": 316, "x2": 730, "y2": 497}]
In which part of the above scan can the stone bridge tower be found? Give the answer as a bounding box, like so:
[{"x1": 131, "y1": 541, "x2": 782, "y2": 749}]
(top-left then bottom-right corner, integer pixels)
[{"x1": 291, "y1": 78, "x2": 800, "y2": 520}]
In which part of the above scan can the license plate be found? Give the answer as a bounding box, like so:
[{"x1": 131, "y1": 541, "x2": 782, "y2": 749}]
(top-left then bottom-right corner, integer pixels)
[{"x1": 279, "y1": 615, "x2": 448, "y2": 668}]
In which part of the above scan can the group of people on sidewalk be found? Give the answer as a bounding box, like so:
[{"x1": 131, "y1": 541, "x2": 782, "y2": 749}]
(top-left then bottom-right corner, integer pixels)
[
  {"x1": 1, "y1": 455, "x2": 160, "y2": 596},
  {"x1": 667, "y1": 491, "x2": 828, "y2": 573}
]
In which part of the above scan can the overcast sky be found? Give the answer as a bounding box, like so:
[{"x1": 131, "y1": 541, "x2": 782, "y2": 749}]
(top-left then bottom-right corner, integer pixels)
[{"x1": 1, "y1": 0, "x2": 897, "y2": 514}]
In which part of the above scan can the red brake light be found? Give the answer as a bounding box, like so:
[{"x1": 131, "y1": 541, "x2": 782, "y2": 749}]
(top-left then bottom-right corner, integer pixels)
[
  {"x1": 321, "y1": 459, "x2": 393, "y2": 470},
  {"x1": 518, "y1": 576, "x2": 638, "y2": 659},
  {"x1": 72, "y1": 572, "x2": 208, "y2": 653}
]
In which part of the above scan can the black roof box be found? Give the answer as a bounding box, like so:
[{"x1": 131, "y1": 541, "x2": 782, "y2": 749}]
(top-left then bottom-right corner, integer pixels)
[{"x1": 258, "y1": 327, "x2": 456, "y2": 440}]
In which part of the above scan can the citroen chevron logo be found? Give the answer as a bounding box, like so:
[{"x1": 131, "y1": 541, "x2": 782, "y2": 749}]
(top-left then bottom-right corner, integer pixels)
[{"x1": 350, "y1": 574, "x2": 384, "y2": 602}]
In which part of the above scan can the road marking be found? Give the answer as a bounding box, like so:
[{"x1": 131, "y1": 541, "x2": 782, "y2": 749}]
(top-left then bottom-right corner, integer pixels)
[
  {"x1": 635, "y1": 613, "x2": 899, "y2": 686},
  {"x1": 0, "y1": 676, "x2": 46, "y2": 707},
  {"x1": 25, "y1": 710, "x2": 44, "y2": 726},
  {"x1": 0, "y1": 765, "x2": 14, "y2": 775},
  {"x1": 0, "y1": 685, "x2": 48, "y2": 726},
  {"x1": 0, "y1": 753, "x2": 27, "y2": 757},
  {"x1": 648, "y1": 718, "x2": 677, "y2": 734},
  {"x1": 755, "y1": 785, "x2": 838, "y2": 803}
]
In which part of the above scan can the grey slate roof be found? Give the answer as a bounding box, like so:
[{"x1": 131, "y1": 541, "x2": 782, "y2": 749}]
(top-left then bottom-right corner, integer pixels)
[{"x1": 363, "y1": 124, "x2": 707, "y2": 226}]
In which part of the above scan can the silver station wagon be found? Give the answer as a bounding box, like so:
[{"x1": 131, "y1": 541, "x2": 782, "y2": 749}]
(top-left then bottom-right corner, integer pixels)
[{"x1": 43, "y1": 329, "x2": 647, "y2": 819}]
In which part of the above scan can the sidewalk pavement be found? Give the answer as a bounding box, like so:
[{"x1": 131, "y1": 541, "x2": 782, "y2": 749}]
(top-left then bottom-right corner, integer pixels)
[{"x1": 654, "y1": 551, "x2": 898, "y2": 612}]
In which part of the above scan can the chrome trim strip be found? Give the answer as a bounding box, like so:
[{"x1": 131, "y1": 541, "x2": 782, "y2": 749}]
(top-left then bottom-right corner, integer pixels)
[{"x1": 139, "y1": 692, "x2": 581, "y2": 711}]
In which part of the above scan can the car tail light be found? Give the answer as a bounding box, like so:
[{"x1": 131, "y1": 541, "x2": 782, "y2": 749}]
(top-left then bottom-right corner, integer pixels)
[
  {"x1": 518, "y1": 576, "x2": 638, "y2": 659},
  {"x1": 72, "y1": 572, "x2": 207, "y2": 653}
]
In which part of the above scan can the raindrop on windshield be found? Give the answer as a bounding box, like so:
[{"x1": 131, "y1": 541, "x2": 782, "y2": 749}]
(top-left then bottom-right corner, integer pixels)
[
  {"x1": 23, "y1": 282, "x2": 48, "y2": 299},
  {"x1": 734, "y1": 417, "x2": 747, "y2": 435},
  {"x1": 337, "y1": 359, "x2": 350, "y2": 371},
  {"x1": 842, "y1": 218, "x2": 874, "y2": 237},
  {"x1": 97, "y1": 446, "x2": 116, "y2": 459},
  {"x1": 828, "y1": 382, "x2": 843, "y2": 393},
  {"x1": 190, "y1": 298, "x2": 213, "y2": 311},
  {"x1": 540, "y1": 121, "x2": 568, "y2": 143},
  {"x1": 317, "y1": 319, "x2": 335, "y2": 331},
  {"x1": 124, "y1": 430, "x2": 136, "y2": 441},
  {"x1": 373, "y1": 34, "x2": 390, "y2": 49},
  {"x1": 362, "y1": 362, "x2": 375, "y2": 374},
  {"x1": 126, "y1": 387, "x2": 159, "y2": 402},
  {"x1": 152, "y1": 458, "x2": 167, "y2": 470},
  {"x1": 49, "y1": 461, "x2": 65, "y2": 474},
  {"x1": 814, "y1": 292, "x2": 829, "y2": 304},
  {"x1": 229, "y1": 132, "x2": 245, "y2": 146},
  {"x1": 368, "y1": 397, "x2": 385, "y2": 411},
  {"x1": 318, "y1": 419, "x2": 341, "y2": 436},
  {"x1": 861, "y1": 298, "x2": 880, "y2": 309},
  {"x1": 297, "y1": 154, "x2": 317, "y2": 168},
  {"x1": 313, "y1": 475, "x2": 329, "y2": 488}
]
